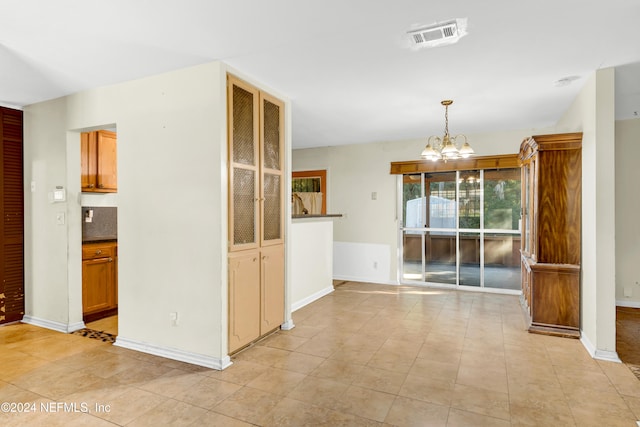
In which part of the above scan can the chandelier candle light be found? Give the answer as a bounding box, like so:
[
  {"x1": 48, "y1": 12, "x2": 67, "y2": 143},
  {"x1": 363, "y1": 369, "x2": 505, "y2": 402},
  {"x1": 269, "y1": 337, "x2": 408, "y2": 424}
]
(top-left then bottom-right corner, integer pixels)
[{"x1": 421, "y1": 100, "x2": 474, "y2": 162}]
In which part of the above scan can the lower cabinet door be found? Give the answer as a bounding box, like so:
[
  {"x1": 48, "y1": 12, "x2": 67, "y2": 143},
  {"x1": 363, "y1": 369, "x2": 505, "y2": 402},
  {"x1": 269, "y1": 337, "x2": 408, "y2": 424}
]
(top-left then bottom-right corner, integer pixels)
[
  {"x1": 260, "y1": 245, "x2": 285, "y2": 335},
  {"x1": 228, "y1": 250, "x2": 261, "y2": 353},
  {"x1": 82, "y1": 257, "x2": 115, "y2": 315}
]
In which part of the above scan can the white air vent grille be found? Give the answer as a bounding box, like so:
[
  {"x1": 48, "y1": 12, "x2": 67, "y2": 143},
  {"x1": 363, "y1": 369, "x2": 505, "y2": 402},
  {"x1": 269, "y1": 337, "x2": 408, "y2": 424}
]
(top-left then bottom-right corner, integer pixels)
[{"x1": 407, "y1": 18, "x2": 467, "y2": 49}]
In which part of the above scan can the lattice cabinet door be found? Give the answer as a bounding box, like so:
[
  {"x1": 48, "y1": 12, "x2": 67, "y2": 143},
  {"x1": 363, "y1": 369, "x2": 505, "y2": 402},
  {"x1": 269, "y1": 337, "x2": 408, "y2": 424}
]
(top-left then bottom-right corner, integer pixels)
[
  {"x1": 260, "y1": 92, "x2": 285, "y2": 247},
  {"x1": 228, "y1": 76, "x2": 260, "y2": 251}
]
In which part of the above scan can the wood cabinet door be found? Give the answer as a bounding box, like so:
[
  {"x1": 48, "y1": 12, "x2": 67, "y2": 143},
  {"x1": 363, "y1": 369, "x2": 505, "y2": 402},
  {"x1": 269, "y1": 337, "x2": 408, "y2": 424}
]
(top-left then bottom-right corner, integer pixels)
[
  {"x1": 228, "y1": 250, "x2": 261, "y2": 353},
  {"x1": 96, "y1": 130, "x2": 117, "y2": 192},
  {"x1": 260, "y1": 245, "x2": 284, "y2": 335},
  {"x1": 80, "y1": 131, "x2": 97, "y2": 191},
  {"x1": 82, "y1": 257, "x2": 115, "y2": 315},
  {"x1": 260, "y1": 93, "x2": 284, "y2": 247},
  {"x1": 228, "y1": 76, "x2": 260, "y2": 252}
]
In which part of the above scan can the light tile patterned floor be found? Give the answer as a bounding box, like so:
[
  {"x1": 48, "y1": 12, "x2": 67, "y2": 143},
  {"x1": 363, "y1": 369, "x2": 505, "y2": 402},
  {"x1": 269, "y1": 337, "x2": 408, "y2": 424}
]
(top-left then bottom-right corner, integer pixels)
[{"x1": 1, "y1": 281, "x2": 639, "y2": 426}]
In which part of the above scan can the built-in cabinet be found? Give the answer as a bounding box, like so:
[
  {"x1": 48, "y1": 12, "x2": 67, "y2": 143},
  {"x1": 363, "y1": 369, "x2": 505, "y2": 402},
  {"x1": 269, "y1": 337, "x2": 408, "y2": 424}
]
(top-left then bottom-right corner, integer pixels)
[
  {"x1": 82, "y1": 241, "x2": 118, "y2": 322},
  {"x1": 81, "y1": 130, "x2": 117, "y2": 192},
  {"x1": 227, "y1": 74, "x2": 285, "y2": 354},
  {"x1": 519, "y1": 132, "x2": 582, "y2": 338}
]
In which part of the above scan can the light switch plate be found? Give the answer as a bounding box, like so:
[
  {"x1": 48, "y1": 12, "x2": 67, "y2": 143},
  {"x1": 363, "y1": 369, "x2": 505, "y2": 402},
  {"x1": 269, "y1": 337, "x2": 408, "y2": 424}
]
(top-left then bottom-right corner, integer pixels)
[{"x1": 56, "y1": 212, "x2": 65, "y2": 225}]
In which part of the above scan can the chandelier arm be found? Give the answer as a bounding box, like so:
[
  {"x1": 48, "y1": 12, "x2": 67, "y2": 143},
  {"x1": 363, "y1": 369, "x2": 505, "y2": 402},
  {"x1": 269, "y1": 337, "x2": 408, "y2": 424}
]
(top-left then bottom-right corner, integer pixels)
[
  {"x1": 428, "y1": 135, "x2": 442, "y2": 149},
  {"x1": 451, "y1": 134, "x2": 467, "y2": 148}
]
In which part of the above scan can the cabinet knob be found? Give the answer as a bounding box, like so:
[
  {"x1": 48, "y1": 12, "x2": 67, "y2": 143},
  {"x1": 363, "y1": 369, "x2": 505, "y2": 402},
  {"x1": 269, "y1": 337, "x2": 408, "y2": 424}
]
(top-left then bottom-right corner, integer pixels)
[
  {"x1": 89, "y1": 184, "x2": 95, "y2": 188},
  {"x1": 98, "y1": 184, "x2": 104, "y2": 189},
  {"x1": 95, "y1": 250, "x2": 102, "y2": 255},
  {"x1": 108, "y1": 257, "x2": 113, "y2": 262}
]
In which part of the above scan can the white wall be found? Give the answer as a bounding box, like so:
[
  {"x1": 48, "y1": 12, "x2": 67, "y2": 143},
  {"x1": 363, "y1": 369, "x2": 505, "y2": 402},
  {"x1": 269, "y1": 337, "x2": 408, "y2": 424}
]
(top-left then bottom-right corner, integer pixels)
[
  {"x1": 293, "y1": 129, "x2": 546, "y2": 284},
  {"x1": 23, "y1": 61, "x2": 292, "y2": 369},
  {"x1": 615, "y1": 118, "x2": 640, "y2": 307},
  {"x1": 541, "y1": 68, "x2": 618, "y2": 361},
  {"x1": 290, "y1": 219, "x2": 334, "y2": 311}
]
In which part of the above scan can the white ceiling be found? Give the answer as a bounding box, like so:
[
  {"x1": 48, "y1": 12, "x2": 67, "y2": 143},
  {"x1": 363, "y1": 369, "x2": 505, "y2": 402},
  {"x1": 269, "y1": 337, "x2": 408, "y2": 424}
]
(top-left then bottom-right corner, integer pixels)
[{"x1": 1, "y1": 1, "x2": 639, "y2": 149}]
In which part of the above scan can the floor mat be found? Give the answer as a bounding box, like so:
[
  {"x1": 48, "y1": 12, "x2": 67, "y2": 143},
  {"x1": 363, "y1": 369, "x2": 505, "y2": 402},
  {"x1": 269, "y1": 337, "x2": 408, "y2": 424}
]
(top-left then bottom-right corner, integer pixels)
[
  {"x1": 71, "y1": 328, "x2": 116, "y2": 343},
  {"x1": 627, "y1": 364, "x2": 640, "y2": 381}
]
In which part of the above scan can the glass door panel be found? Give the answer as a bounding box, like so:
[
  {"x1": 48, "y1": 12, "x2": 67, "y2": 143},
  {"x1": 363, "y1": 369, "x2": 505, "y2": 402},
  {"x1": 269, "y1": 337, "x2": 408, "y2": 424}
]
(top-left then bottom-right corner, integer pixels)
[
  {"x1": 484, "y1": 233, "x2": 521, "y2": 290},
  {"x1": 484, "y1": 168, "x2": 521, "y2": 231},
  {"x1": 425, "y1": 231, "x2": 456, "y2": 285},
  {"x1": 459, "y1": 171, "x2": 481, "y2": 230},
  {"x1": 402, "y1": 174, "x2": 424, "y2": 281},
  {"x1": 459, "y1": 232, "x2": 480, "y2": 287},
  {"x1": 402, "y1": 231, "x2": 424, "y2": 281},
  {"x1": 425, "y1": 172, "x2": 456, "y2": 229}
]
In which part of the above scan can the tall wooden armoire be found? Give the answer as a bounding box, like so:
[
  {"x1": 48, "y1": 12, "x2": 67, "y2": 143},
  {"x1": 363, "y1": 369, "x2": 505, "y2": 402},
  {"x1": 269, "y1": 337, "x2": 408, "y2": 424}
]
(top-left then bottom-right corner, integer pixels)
[{"x1": 519, "y1": 132, "x2": 582, "y2": 338}]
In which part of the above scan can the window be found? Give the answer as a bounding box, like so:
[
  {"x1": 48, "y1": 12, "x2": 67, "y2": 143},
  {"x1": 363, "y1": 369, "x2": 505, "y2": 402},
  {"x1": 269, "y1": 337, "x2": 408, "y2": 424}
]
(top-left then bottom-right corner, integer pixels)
[{"x1": 292, "y1": 170, "x2": 326, "y2": 215}]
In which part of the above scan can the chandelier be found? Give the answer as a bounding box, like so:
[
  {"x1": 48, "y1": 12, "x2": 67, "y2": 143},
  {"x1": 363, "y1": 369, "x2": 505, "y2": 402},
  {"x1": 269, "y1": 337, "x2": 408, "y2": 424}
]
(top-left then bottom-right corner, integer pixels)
[{"x1": 421, "y1": 100, "x2": 474, "y2": 162}]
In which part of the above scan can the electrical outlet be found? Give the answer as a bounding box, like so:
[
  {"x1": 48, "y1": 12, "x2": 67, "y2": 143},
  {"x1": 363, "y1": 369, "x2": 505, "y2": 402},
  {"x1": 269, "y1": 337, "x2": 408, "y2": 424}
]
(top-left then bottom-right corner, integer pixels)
[{"x1": 169, "y1": 312, "x2": 178, "y2": 326}]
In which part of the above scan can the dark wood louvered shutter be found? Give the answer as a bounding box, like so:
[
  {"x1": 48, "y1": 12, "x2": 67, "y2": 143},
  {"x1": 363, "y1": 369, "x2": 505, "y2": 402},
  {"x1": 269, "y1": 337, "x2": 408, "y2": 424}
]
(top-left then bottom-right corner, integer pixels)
[{"x1": 0, "y1": 107, "x2": 24, "y2": 323}]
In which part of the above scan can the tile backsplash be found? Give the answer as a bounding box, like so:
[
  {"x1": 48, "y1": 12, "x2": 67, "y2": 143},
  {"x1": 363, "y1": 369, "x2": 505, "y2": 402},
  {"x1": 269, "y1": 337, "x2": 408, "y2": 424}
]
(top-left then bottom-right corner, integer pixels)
[{"x1": 82, "y1": 207, "x2": 117, "y2": 242}]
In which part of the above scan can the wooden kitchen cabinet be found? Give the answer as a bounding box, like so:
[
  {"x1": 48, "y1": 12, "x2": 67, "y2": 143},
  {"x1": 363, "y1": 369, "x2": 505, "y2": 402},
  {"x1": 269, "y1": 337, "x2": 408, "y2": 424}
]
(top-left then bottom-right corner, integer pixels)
[
  {"x1": 519, "y1": 132, "x2": 582, "y2": 338},
  {"x1": 227, "y1": 74, "x2": 285, "y2": 353},
  {"x1": 228, "y1": 250, "x2": 261, "y2": 351},
  {"x1": 82, "y1": 241, "x2": 117, "y2": 322},
  {"x1": 81, "y1": 130, "x2": 117, "y2": 192}
]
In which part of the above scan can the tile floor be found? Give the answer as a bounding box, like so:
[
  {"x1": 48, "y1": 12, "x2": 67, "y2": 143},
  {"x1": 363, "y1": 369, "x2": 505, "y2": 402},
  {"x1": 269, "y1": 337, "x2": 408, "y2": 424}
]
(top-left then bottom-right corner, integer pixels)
[{"x1": 1, "y1": 281, "x2": 639, "y2": 426}]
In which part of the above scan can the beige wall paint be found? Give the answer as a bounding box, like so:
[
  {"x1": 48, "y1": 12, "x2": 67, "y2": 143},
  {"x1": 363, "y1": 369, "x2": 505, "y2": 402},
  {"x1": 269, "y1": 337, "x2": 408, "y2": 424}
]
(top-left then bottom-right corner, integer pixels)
[
  {"x1": 23, "y1": 61, "x2": 292, "y2": 367},
  {"x1": 24, "y1": 62, "x2": 227, "y2": 361},
  {"x1": 556, "y1": 68, "x2": 618, "y2": 360}
]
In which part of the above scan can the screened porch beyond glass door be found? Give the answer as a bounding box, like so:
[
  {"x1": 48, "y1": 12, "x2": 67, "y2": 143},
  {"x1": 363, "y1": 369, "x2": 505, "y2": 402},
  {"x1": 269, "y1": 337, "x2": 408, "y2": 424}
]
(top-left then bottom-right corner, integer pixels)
[{"x1": 400, "y1": 169, "x2": 521, "y2": 291}]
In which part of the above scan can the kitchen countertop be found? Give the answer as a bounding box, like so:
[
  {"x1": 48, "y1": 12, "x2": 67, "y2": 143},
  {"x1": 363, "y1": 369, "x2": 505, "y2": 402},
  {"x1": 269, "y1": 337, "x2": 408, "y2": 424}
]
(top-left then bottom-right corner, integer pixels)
[{"x1": 82, "y1": 237, "x2": 117, "y2": 244}]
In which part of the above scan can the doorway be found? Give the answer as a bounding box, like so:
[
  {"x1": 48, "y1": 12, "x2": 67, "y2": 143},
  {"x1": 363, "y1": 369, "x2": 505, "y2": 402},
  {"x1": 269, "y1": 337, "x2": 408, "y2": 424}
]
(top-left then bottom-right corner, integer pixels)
[{"x1": 399, "y1": 168, "x2": 521, "y2": 291}]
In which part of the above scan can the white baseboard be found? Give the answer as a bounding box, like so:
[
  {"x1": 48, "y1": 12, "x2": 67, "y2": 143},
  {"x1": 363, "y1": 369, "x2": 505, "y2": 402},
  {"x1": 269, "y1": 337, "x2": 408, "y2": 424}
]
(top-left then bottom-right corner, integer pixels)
[
  {"x1": 292, "y1": 286, "x2": 335, "y2": 312},
  {"x1": 332, "y1": 275, "x2": 398, "y2": 286},
  {"x1": 22, "y1": 315, "x2": 85, "y2": 333},
  {"x1": 114, "y1": 336, "x2": 232, "y2": 370},
  {"x1": 580, "y1": 331, "x2": 622, "y2": 363},
  {"x1": 617, "y1": 300, "x2": 640, "y2": 309}
]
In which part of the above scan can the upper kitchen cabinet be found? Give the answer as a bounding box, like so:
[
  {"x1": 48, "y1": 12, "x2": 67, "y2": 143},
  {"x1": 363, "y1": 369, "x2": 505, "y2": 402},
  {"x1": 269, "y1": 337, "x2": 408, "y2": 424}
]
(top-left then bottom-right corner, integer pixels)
[{"x1": 81, "y1": 130, "x2": 117, "y2": 192}]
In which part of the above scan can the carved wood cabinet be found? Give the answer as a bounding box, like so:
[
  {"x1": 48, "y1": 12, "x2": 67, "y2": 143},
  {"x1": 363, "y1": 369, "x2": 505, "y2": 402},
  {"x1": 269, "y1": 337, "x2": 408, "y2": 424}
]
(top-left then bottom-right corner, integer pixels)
[{"x1": 519, "y1": 132, "x2": 582, "y2": 338}]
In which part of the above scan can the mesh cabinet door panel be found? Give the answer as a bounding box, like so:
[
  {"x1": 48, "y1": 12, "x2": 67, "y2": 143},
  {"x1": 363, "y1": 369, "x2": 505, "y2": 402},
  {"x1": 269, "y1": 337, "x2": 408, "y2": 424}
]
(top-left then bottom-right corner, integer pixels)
[
  {"x1": 233, "y1": 168, "x2": 257, "y2": 246},
  {"x1": 262, "y1": 99, "x2": 281, "y2": 171},
  {"x1": 232, "y1": 85, "x2": 257, "y2": 166},
  {"x1": 262, "y1": 173, "x2": 281, "y2": 242}
]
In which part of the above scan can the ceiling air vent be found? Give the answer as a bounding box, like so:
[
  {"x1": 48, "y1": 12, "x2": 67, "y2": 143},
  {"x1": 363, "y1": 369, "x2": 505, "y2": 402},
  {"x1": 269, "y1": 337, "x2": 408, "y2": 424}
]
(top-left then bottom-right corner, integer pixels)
[{"x1": 407, "y1": 18, "x2": 468, "y2": 49}]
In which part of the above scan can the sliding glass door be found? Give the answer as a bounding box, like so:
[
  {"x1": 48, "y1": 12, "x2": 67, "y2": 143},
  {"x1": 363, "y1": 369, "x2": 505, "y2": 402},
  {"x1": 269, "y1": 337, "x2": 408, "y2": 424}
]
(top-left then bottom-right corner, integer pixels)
[{"x1": 400, "y1": 168, "x2": 521, "y2": 291}]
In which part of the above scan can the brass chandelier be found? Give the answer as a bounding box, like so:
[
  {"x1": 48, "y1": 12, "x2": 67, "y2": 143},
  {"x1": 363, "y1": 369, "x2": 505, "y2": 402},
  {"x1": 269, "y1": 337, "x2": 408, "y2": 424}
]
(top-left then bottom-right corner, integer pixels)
[{"x1": 421, "y1": 100, "x2": 474, "y2": 162}]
